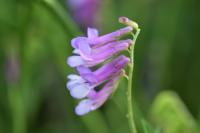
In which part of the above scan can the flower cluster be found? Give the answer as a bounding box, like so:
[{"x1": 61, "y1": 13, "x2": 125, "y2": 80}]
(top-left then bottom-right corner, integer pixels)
[{"x1": 67, "y1": 25, "x2": 134, "y2": 115}]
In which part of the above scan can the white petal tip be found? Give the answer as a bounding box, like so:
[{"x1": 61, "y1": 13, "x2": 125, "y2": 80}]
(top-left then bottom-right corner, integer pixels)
[
  {"x1": 75, "y1": 99, "x2": 93, "y2": 116},
  {"x1": 69, "y1": 84, "x2": 91, "y2": 99},
  {"x1": 67, "y1": 56, "x2": 84, "y2": 67}
]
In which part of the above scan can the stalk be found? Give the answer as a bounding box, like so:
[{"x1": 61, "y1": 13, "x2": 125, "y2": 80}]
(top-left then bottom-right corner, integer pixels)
[{"x1": 127, "y1": 28, "x2": 140, "y2": 133}]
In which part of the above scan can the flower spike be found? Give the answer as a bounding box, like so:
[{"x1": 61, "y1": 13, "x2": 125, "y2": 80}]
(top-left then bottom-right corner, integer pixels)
[{"x1": 66, "y1": 18, "x2": 135, "y2": 115}]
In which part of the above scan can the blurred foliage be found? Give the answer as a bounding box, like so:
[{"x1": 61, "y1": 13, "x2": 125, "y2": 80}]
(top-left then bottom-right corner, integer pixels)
[
  {"x1": 0, "y1": 0, "x2": 200, "y2": 133},
  {"x1": 150, "y1": 91, "x2": 197, "y2": 133}
]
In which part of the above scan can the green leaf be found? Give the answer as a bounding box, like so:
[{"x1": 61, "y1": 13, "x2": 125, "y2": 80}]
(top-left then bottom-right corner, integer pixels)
[
  {"x1": 150, "y1": 91, "x2": 197, "y2": 133},
  {"x1": 40, "y1": 0, "x2": 82, "y2": 36}
]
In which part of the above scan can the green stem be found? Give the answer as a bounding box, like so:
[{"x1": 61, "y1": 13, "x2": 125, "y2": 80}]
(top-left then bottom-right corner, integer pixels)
[{"x1": 127, "y1": 28, "x2": 140, "y2": 133}]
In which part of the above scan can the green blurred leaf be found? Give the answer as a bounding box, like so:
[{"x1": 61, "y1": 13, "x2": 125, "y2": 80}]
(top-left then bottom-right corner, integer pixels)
[
  {"x1": 141, "y1": 119, "x2": 153, "y2": 133},
  {"x1": 150, "y1": 91, "x2": 197, "y2": 133},
  {"x1": 40, "y1": 0, "x2": 82, "y2": 36}
]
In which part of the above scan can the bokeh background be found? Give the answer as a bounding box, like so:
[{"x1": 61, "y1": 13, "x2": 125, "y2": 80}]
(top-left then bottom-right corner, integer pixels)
[{"x1": 0, "y1": 0, "x2": 200, "y2": 133}]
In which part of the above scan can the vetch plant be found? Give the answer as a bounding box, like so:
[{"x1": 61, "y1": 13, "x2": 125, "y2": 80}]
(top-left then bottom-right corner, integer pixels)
[{"x1": 67, "y1": 17, "x2": 140, "y2": 133}]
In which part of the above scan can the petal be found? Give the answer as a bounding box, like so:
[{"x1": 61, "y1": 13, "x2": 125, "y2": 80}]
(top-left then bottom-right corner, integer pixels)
[
  {"x1": 90, "y1": 26, "x2": 133, "y2": 46},
  {"x1": 72, "y1": 49, "x2": 80, "y2": 54},
  {"x1": 67, "y1": 74, "x2": 81, "y2": 80},
  {"x1": 91, "y1": 41, "x2": 129, "y2": 60},
  {"x1": 71, "y1": 37, "x2": 87, "y2": 48},
  {"x1": 76, "y1": 66, "x2": 92, "y2": 75},
  {"x1": 75, "y1": 99, "x2": 93, "y2": 116},
  {"x1": 93, "y1": 55, "x2": 129, "y2": 81},
  {"x1": 84, "y1": 59, "x2": 105, "y2": 67},
  {"x1": 66, "y1": 79, "x2": 85, "y2": 90},
  {"x1": 78, "y1": 40, "x2": 91, "y2": 54},
  {"x1": 76, "y1": 66, "x2": 98, "y2": 83},
  {"x1": 87, "y1": 27, "x2": 99, "y2": 39},
  {"x1": 66, "y1": 80, "x2": 78, "y2": 90},
  {"x1": 78, "y1": 41, "x2": 93, "y2": 60},
  {"x1": 89, "y1": 75, "x2": 121, "y2": 111},
  {"x1": 82, "y1": 74, "x2": 98, "y2": 84},
  {"x1": 92, "y1": 40, "x2": 131, "y2": 55},
  {"x1": 87, "y1": 89, "x2": 97, "y2": 99},
  {"x1": 67, "y1": 56, "x2": 84, "y2": 67},
  {"x1": 70, "y1": 84, "x2": 92, "y2": 99}
]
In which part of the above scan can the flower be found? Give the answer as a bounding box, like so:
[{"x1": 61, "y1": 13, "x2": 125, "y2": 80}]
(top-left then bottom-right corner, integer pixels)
[
  {"x1": 68, "y1": 40, "x2": 132, "y2": 67},
  {"x1": 66, "y1": 23, "x2": 133, "y2": 115},
  {"x1": 68, "y1": 0, "x2": 100, "y2": 28},
  {"x1": 71, "y1": 26, "x2": 133, "y2": 48},
  {"x1": 75, "y1": 72, "x2": 122, "y2": 116},
  {"x1": 67, "y1": 55, "x2": 130, "y2": 99},
  {"x1": 67, "y1": 27, "x2": 133, "y2": 67}
]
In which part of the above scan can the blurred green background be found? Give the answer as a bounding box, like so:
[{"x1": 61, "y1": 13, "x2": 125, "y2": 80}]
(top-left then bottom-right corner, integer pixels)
[{"x1": 0, "y1": 0, "x2": 200, "y2": 133}]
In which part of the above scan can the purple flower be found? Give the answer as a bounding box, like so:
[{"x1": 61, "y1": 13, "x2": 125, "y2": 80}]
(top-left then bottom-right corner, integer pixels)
[
  {"x1": 67, "y1": 55, "x2": 129, "y2": 99},
  {"x1": 66, "y1": 24, "x2": 133, "y2": 115},
  {"x1": 75, "y1": 73, "x2": 122, "y2": 115},
  {"x1": 5, "y1": 53, "x2": 20, "y2": 85},
  {"x1": 71, "y1": 26, "x2": 133, "y2": 48},
  {"x1": 67, "y1": 27, "x2": 133, "y2": 67},
  {"x1": 68, "y1": 0, "x2": 100, "y2": 28}
]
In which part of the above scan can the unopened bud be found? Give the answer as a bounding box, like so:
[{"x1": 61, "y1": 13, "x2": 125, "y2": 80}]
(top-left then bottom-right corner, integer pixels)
[{"x1": 119, "y1": 17, "x2": 139, "y2": 29}]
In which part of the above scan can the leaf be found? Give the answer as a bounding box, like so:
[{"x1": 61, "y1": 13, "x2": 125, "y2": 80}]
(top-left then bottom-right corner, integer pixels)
[{"x1": 150, "y1": 91, "x2": 197, "y2": 133}]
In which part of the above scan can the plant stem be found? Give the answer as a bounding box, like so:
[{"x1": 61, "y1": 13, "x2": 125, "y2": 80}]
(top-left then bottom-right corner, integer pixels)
[{"x1": 127, "y1": 28, "x2": 140, "y2": 133}]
